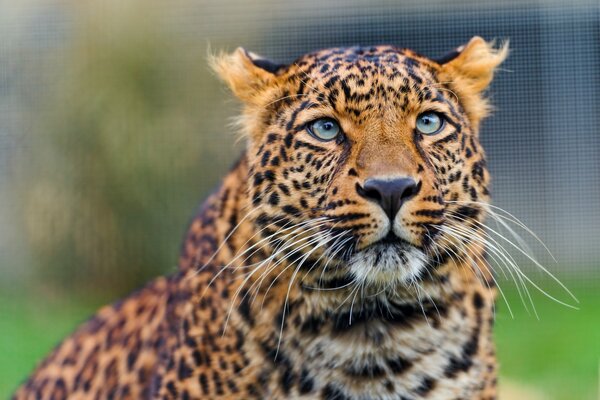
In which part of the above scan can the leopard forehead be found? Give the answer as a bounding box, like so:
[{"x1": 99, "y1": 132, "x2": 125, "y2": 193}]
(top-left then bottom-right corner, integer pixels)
[
  {"x1": 290, "y1": 45, "x2": 435, "y2": 73},
  {"x1": 274, "y1": 45, "x2": 447, "y2": 118}
]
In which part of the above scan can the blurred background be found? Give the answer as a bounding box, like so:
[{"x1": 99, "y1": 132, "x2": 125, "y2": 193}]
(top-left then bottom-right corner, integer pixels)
[{"x1": 0, "y1": 0, "x2": 598, "y2": 398}]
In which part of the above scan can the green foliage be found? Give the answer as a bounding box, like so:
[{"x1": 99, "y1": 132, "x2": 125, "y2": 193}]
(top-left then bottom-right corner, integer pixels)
[{"x1": 13, "y1": 2, "x2": 242, "y2": 293}]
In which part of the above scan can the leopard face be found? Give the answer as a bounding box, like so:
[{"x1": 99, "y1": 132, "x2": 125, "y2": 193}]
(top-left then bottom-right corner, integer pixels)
[{"x1": 213, "y1": 37, "x2": 507, "y2": 291}]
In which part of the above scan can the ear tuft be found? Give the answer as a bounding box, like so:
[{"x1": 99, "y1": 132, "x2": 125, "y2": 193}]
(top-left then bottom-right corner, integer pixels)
[
  {"x1": 443, "y1": 36, "x2": 509, "y2": 93},
  {"x1": 209, "y1": 47, "x2": 280, "y2": 103},
  {"x1": 439, "y1": 37, "x2": 509, "y2": 127}
]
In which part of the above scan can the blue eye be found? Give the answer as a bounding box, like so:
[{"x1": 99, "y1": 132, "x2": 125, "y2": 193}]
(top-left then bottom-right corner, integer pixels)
[
  {"x1": 416, "y1": 112, "x2": 445, "y2": 135},
  {"x1": 307, "y1": 118, "x2": 341, "y2": 141}
]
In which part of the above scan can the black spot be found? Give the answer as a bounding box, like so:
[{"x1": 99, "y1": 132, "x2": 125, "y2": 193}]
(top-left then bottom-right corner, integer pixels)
[
  {"x1": 387, "y1": 356, "x2": 413, "y2": 374},
  {"x1": 414, "y1": 377, "x2": 436, "y2": 395},
  {"x1": 444, "y1": 324, "x2": 480, "y2": 378},
  {"x1": 177, "y1": 358, "x2": 193, "y2": 380},
  {"x1": 282, "y1": 205, "x2": 301, "y2": 216},
  {"x1": 278, "y1": 183, "x2": 290, "y2": 196},
  {"x1": 213, "y1": 370, "x2": 224, "y2": 395},
  {"x1": 414, "y1": 209, "x2": 444, "y2": 218},
  {"x1": 266, "y1": 133, "x2": 280, "y2": 143},
  {"x1": 473, "y1": 292, "x2": 485, "y2": 309},
  {"x1": 471, "y1": 160, "x2": 486, "y2": 181},
  {"x1": 227, "y1": 379, "x2": 239, "y2": 393},
  {"x1": 300, "y1": 315, "x2": 324, "y2": 334},
  {"x1": 261, "y1": 150, "x2": 271, "y2": 167},
  {"x1": 344, "y1": 363, "x2": 385, "y2": 378},
  {"x1": 238, "y1": 291, "x2": 254, "y2": 325},
  {"x1": 284, "y1": 133, "x2": 294, "y2": 148},
  {"x1": 264, "y1": 170, "x2": 276, "y2": 181},
  {"x1": 280, "y1": 366, "x2": 296, "y2": 394},
  {"x1": 268, "y1": 192, "x2": 280, "y2": 206},
  {"x1": 455, "y1": 205, "x2": 479, "y2": 220},
  {"x1": 192, "y1": 350, "x2": 203, "y2": 366},
  {"x1": 321, "y1": 384, "x2": 349, "y2": 400},
  {"x1": 127, "y1": 345, "x2": 140, "y2": 371},
  {"x1": 253, "y1": 172, "x2": 264, "y2": 186},
  {"x1": 166, "y1": 381, "x2": 178, "y2": 397},
  {"x1": 298, "y1": 369, "x2": 315, "y2": 394}
]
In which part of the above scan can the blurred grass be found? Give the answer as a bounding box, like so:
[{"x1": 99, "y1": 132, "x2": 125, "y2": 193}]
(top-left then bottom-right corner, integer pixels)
[
  {"x1": 1, "y1": 283, "x2": 598, "y2": 398},
  {"x1": 495, "y1": 286, "x2": 600, "y2": 400}
]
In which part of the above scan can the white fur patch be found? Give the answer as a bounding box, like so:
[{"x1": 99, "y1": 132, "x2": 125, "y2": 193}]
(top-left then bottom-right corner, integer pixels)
[{"x1": 347, "y1": 243, "x2": 427, "y2": 288}]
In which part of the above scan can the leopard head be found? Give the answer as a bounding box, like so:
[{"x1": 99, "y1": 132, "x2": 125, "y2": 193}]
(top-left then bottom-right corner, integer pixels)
[{"x1": 212, "y1": 37, "x2": 507, "y2": 292}]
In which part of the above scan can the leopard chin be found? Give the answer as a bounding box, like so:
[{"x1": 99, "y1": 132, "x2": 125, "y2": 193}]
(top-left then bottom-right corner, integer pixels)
[{"x1": 347, "y1": 241, "x2": 428, "y2": 288}]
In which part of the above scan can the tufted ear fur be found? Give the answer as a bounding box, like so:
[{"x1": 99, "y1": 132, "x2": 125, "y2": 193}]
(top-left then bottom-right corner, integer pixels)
[
  {"x1": 438, "y1": 37, "x2": 509, "y2": 128},
  {"x1": 210, "y1": 47, "x2": 284, "y2": 104}
]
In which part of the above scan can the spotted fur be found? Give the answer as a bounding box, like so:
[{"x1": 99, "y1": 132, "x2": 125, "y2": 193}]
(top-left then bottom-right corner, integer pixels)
[{"x1": 14, "y1": 37, "x2": 508, "y2": 399}]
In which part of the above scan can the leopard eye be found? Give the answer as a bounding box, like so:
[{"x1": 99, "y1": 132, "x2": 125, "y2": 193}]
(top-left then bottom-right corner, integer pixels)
[
  {"x1": 416, "y1": 112, "x2": 445, "y2": 135},
  {"x1": 307, "y1": 118, "x2": 341, "y2": 141}
]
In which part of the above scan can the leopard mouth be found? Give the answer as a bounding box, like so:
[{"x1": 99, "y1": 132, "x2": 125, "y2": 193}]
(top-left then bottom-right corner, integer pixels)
[
  {"x1": 346, "y1": 231, "x2": 427, "y2": 286},
  {"x1": 378, "y1": 231, "x2": 412, "y2": 246},
  {"x1": 362, "y1": 231, "x2": 414, "y2": 253}
]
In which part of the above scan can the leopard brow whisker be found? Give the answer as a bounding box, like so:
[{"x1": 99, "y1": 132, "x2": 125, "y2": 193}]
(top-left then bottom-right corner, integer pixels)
[
  {"x1": 254, "y1": 226, "x2": 340, "y2": 308},
  {"x1": 193, "y1": 205, "x2": 264, "y2": 275},
  {"x1": 444, "y1": 211, "x2": 535, "y2": 316},
  {"x1": 447, "y1": 209, "x2": 577, "y2": 306},
  {"x1": 233, "y1": 218, "x2": 328, "y2": 272},
  {"x1": 275, "y1": 231, "x2": 340, "y2": 357},
  {"x1": 298, "y1": 229, "x2": 353, "y2": 290},
  {"x1": 202, "y1": 218, "x2": 328, "y2": 299},
  {"x1": 264, "y1": 92, "x2": 310, "y2": 108},
  {"x1": 426, "y1": 81, "x2": 460, "y2": 102},
  {"x1": 440, "y1": 222, "x2": 539, "y2": 319},
  {"x1": 248, "y1": 219, "x2": 339, "y2": 301},
  {"x1": 236, "y1": 219, "x2": 331, "y2": 285},
  {"x1": 445, "y1": 212, "x2": 525, "y2": 289},
  {"x1": 293, "y1": 61, "x2": 329, "y2": 100},
  {"x1": 439, "y1": 233, "x2": 503, "y2": 320},
  {"x1": 447, "y1": 199, "x2": 555, "y2": 261},
  {"x1": 317, "y1": 236, "x2": 354, "y2": 288},
  {"x1": 435, "y1": 230, "x2": 513, "y2": 319},
  {"x1": 412, "y1": 280, "x2": 433, "y2": 329},
  {"x1": 441, "y1": 223, "x2": 531, "y2": 313},
  {"x1": 221, "y1": 219, "x2": 332, "y2": 333}
]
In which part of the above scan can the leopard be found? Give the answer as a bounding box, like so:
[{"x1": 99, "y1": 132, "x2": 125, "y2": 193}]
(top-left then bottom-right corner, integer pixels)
[{"x1": 14, "y1": 36, "x2": 508, "y2": 399}]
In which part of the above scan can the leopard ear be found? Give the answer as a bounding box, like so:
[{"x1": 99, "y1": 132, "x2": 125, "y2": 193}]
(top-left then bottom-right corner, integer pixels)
[
  {"x1": 438, "y1": 37, "x2": 508, "y2": 125},
  {"x1": 210, "y1": 48, "x2": 284, "y2": 104}
]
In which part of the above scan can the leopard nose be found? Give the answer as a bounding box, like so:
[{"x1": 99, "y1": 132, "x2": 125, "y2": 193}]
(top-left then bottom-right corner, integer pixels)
[{"x1": 358, "y1": 177, "x2": 421, "y2": 221}]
